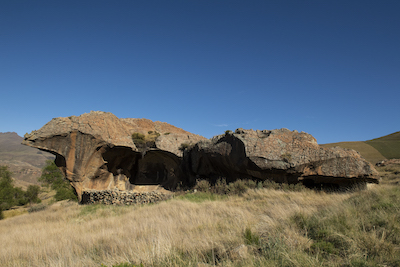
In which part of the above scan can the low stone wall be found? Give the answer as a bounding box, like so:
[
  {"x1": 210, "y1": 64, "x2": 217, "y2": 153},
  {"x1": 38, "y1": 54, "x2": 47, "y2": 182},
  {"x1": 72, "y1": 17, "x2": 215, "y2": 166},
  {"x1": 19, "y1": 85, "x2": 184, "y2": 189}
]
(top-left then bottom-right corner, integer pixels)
[{"x1": 81, "y1": 189, "x2": 172, "y2": 205}]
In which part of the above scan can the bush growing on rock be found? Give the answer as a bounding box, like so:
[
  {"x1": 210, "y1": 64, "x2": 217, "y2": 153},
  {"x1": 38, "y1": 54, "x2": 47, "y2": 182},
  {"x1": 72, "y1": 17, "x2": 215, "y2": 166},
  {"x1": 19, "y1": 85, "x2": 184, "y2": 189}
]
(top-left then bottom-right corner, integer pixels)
[
  {"x1": 178, "y1": 143, "x2": 190, "y2": 151},
  {"x1": 131, "y1": 132, "x2": 145, "y2": 144}
]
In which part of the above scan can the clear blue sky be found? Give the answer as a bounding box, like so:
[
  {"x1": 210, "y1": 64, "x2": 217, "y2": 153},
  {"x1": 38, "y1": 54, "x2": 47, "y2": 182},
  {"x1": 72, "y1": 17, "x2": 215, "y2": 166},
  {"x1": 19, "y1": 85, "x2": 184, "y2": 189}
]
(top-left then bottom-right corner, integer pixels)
[{"x1": 1, "y1": 0, "x2": 399, "y2": 144}]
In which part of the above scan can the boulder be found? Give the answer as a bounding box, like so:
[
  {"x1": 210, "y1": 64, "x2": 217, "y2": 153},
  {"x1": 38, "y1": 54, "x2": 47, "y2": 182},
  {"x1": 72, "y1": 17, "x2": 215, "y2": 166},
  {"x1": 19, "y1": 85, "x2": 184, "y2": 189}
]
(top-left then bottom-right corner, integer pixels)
[
  {"x1": 22, "y1": 111, "x2": 205, "y2": 201},
  {"x1": 183, "y1": 128, "x2": 380, "y2": 187},
  {"x1": 23, "y1": 112, "x2": 380, "y2": 202}
]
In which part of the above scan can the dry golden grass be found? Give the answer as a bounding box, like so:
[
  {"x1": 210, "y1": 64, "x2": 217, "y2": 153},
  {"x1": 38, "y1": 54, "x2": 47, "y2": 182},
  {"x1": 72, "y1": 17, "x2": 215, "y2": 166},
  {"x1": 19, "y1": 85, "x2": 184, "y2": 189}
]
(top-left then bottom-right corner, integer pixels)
[{"x1": 0, "y1": 189, "x2": 349, "y2": 267}]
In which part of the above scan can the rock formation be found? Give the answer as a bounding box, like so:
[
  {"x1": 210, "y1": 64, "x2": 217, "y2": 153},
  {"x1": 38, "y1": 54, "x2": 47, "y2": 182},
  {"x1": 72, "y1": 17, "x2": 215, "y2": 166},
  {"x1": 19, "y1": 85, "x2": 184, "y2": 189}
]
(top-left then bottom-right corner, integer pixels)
[
  {"x1": 183, "y1": 128, "x2": 380, "y2": 188},
  {"x1": 22, "y1": 111, "x2": 204, "y2": 201},
  {"x1": 22, "y1": 112, "x2": 380, "y2": 202}
]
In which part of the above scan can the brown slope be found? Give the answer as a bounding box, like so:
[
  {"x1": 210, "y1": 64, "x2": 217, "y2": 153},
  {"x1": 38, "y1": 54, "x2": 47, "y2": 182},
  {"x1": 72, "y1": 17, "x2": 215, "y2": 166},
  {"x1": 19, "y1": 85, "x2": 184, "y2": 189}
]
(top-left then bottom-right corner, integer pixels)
[
  {"x1": 0, "y1": 132, "x2": 54, "y2": 167},
  {"x1": 0, "y1": 132, "x2": 55, "y2": 188}
]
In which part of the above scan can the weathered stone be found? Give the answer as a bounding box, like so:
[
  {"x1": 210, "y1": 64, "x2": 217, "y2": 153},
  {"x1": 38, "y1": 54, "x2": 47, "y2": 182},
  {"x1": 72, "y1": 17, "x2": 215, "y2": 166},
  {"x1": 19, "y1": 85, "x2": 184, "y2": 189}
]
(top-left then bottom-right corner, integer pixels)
[
  {"x1": 22, "y1": 111, "x2": 205, "y2": 201},
  {"x1": 23, "y1": 112, "x2": 380, "y2": 202},
  {"x1": 81, "y1": 188, "x2": 172, "y2": 205},
  {"x1": 183, "y1": 128, "x2": 380, "y2": 187},
  {"x1": 156, "y1": 133, "x2": 203, "y2": 157}
]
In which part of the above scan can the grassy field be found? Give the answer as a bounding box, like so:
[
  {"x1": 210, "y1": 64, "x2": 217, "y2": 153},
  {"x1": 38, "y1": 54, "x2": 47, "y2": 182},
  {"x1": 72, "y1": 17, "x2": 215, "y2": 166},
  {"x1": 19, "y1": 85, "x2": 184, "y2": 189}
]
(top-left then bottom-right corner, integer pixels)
[{"x1": 1, "y1": 165, "x2": 399, "y2": 267}]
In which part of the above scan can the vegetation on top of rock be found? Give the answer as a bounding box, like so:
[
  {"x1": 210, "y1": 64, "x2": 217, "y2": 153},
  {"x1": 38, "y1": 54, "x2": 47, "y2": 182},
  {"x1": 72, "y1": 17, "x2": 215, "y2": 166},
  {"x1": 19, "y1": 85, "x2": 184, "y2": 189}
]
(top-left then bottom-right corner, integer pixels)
[
  {"x1": 131, "y1": 131, "x2": 161, "y2": 151},
  {"x1": 178, "y1": 143, "x2": 190, "y2": 151},
  {"x1": 131, "y1": 132, "x2": 145, "y2": 144}
]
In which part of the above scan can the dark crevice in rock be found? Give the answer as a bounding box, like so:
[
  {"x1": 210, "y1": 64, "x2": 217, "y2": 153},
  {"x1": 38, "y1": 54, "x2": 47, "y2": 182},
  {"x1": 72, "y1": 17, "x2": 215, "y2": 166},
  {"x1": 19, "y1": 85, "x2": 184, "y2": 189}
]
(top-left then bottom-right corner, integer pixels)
[
  {"x1": 102, "y1": 146, "x2": 138, "y2": 177},
  {"x1": 133, "y1": 150, "x2": 181, "y2": 189}
]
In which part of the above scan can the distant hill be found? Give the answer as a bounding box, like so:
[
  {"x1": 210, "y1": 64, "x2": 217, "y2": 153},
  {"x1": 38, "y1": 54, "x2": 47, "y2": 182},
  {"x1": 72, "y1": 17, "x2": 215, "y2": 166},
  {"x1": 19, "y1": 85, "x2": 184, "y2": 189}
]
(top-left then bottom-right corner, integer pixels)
[
  {"x1": 0, "y1": 132, "x2": 54, "y2": 188},
  {"x1": 321, "y1": 131, "x2": 400, "y2": 164},
  {"x1": 365, "y1": 132, "x2": 400, "y2": 160}
]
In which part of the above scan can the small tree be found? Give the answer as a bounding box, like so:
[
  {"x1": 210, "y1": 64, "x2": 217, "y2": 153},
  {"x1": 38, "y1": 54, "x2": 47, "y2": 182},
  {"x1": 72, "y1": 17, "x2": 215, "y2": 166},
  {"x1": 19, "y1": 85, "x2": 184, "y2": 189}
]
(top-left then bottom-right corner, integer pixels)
[
  {"x1": 0, "y1": 166, "x2": 15, "y2": 210},
  {"x1": 25, "y1": 185, "x2": 41, "y2": 204},
  {"x1": 0, "y1": 166, "x2": 41, "y2": 219},
  {"x1": 39, "y1": 161, "x2": 77, "y2": 201}
]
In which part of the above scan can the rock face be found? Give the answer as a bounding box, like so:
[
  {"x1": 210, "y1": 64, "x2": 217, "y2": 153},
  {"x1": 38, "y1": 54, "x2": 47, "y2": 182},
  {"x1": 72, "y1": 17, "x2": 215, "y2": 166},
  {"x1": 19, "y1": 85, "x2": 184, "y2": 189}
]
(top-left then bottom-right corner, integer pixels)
[
  {"x1": 183, "y1": 128, "x2": 380, "y2": 187},
  {"x1": 22, "y1": 111, "x2": 204, "y2": 201},
  {"x1": 23, "y1": 112, "x2": 380, "y2": 202}
]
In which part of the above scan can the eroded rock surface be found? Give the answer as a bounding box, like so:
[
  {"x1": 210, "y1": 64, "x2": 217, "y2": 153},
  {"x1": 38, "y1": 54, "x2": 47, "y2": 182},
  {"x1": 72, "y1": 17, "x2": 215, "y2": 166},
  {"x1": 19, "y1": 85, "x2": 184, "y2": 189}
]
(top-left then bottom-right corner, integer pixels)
[
  {"x1": 23, "y1": 112, "x2": 380, "y2": 202},
  {"x1": 22, "y1": 111, "x2": 204, "y2": 201},
  {"x1": 183, "y1": 128, "x2": 380, "y2": 187}
]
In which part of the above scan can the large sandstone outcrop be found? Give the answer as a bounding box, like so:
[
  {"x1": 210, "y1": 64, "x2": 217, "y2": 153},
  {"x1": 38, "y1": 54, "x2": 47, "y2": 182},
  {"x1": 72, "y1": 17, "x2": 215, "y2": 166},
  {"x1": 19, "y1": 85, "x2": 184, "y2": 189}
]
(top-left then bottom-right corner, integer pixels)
[
  {"x1": 22, "y1": 111, "x2": 204, "y2": 201},
  {"x1": 183, "y1": 128, "x2": 380, "y2": 187},
  {"x1": 23, "y1": 112, "x2": 380, "y2": 202}
]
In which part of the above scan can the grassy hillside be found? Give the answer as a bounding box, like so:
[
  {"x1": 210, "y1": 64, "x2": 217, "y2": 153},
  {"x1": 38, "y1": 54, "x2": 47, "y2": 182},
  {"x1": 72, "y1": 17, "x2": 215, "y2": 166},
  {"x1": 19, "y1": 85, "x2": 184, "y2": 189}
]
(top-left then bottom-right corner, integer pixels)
[
  {"x1": 321, "y1": 141, "x2": 386, "y2": 164},
  {"x1": 322, "y1": 131, "x2": 400, "y2": 164},
  {"x1": 365, "y1": 131, "x2": 400, "y2": 160}
]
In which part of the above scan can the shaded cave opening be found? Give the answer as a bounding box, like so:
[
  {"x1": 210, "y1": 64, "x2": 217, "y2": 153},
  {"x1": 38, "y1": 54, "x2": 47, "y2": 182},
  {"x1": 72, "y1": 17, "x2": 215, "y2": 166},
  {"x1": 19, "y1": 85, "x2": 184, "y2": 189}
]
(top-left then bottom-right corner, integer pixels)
[{"x1": 102, "y1": 146, "x2": 182, "y2": 190}]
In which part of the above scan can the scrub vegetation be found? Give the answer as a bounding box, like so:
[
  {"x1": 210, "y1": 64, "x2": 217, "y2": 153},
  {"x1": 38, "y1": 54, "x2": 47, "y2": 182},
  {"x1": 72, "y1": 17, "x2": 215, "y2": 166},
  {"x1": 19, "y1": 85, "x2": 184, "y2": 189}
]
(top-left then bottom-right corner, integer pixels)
[
  {"x1": 0, "y1": 166, "x2": 41, "y2": 219},
  {"x1": 38, "y1": 160, "x2": 77, "y2": 202},
  {"x1": 0, "y1": 164, "x2": 399, "y2": 266},
  {"x1": 132, "y1": 131, "x2": 161, "y2": 151}
]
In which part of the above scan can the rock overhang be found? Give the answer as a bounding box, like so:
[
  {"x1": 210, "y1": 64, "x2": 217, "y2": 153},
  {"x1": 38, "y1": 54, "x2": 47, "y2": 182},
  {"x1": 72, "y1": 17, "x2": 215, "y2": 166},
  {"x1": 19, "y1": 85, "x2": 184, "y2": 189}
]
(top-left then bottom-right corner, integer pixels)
[{"x1": 22, "y1": 112, "x2": 380, "y2": 202}]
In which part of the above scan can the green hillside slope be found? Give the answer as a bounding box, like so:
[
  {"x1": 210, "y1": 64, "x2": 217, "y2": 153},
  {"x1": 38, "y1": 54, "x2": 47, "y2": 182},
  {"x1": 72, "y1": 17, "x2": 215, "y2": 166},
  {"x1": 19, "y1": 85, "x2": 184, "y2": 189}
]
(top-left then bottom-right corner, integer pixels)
[
  {"x1": 321, "y1": 141, "x2": 386, "y2": 164},
  {"x1": 366, "y1": 131, "x2": 400, "y2": 159},
  {"x1": 322, "y1": 131, "x2": 400, "y2": 164}
]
